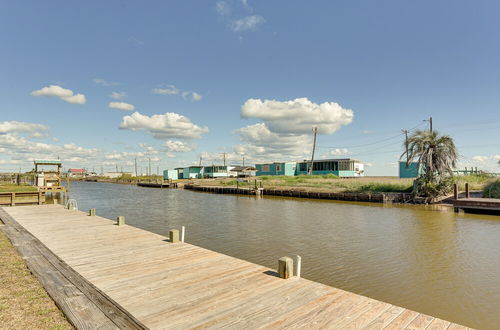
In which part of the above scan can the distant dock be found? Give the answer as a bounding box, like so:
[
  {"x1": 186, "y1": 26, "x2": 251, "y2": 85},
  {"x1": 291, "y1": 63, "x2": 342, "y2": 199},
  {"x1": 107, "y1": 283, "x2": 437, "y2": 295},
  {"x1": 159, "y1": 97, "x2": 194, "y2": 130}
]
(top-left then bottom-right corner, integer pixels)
[
  {"x1": 0, "y1": 205, "x2": 469, "y2": 329},
  {"x1": 137, "y1": 182, "x2": 171, "y2": 188},
  {"x1": 453, "y1": 198, "x2": 500, "y2": 214}
]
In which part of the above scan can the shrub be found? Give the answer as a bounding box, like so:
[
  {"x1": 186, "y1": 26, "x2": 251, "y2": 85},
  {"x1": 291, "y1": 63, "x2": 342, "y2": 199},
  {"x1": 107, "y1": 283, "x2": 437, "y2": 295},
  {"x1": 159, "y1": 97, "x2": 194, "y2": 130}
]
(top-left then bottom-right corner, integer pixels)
[
  {"x1": 483, "y1": 179, "x2": 500, "y2": 198},
  {"x1": 413, "y1": 176, "x2": 453, "y2": 197}
]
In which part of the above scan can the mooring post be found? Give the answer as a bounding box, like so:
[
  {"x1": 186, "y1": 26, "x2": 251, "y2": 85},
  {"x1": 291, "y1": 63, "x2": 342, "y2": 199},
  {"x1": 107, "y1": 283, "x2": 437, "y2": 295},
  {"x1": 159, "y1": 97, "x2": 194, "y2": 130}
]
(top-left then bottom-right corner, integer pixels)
[
  {"x1": 453, "y1": 183, "x2": 458, "y2": 200},
  {"x1": 170, "y1": 229, "x2": 180, "y2": 243},
  {"x1": 11, "y1": 192, "x2": 15, "y2": 206},
  {"x1": 116, "y1": 216, "x2": 125, "y2": 226},
  {"x1": 88, "y1": 208, "x2": 96, "y2": 216},
  {"x1": 278, "y1": 256, "x2": 294, "y2": 279},
  {"x1": 296, "y1": 255, "x2": 302, "y2": 278},
  {"x1": 465, "y1": 183, "x2": 470, "y2": 198},
  {"x1": 181, "y1": 226, "x2": 185, "y2": 243}
]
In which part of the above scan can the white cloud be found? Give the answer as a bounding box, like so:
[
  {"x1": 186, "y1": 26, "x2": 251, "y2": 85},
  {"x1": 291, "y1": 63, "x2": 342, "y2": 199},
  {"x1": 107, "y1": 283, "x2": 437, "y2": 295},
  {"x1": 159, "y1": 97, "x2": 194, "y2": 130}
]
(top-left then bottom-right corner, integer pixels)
[
  {"x1": 93, "y1": 78, "x2": 119, "y2": 86},
  {"x1": 165, "y1": 140, "x2": 196, "y2": 152},
  {"x1": 182, "y1": 91, "x2": 203, "y2": 101},
  {"x1": 215, "y1": 1, "x2": 231, "y2": 16},
  {"x1": 235, "y1": 123, "x2": 312, "y2": 161},
  {"x1": 110, "y1": 91, "x2": 127, "y2": 100},
  {"x1": 119, "y1": 112, "x2": 209, "y2": 139},
  {"x1": 0, "y1": 121, "x2": 48, "y2": 134},
  {"x1": 139, "y1": 143, "x2": 159, "y2": 155},
  {"x1": 322, "y1": 148, "x2": 351, "y2": 157},
  {"x1": 472, "y1": 156, "x2": 489, "y2": 162},
  {"x1": 109, "y1": 102, "x2": 135, "y2": 111},
  {"x1": 31, "y1": 85, "x2": 86, "y2": 104},
  {"x1": 230, "y1": 15, "x2": 265, "y2": 32},
  {"x1": 241, "y1": 97, "x2": 354, "y2": 134},
  {"x1": 152, "y1": 86, "x2": 179, "y2": 95},
  {"x1": 29, "y1": 132, "x2": 49, "y2": 139}
]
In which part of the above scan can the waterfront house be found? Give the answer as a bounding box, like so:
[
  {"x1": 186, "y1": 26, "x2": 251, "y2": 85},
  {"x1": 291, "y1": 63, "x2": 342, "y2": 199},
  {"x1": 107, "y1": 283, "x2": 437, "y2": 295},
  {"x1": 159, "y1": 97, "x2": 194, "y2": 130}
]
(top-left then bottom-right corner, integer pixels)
[
  {"x1": 203, "y1": 165, "x2": 229, "y2": 178},
  {"x1": 102, "y1": 171, "x2": 134, "y2": 179},
  {"x1": 67, "y1": 168, "x2": 86, "y2": 178},
  {"x1": 255, "y1": 162, "x2": 297, "y2": 176},
  {"x1": 295, "y1": 159, "x2": 364, "y2": 177},
  {"x1": 230, "y1": 166, "x2": 257, "y2": 177},
  {"x1": 174, "y1": 167, "x2": 184, "y2": 179},
  {"x1": 183, "y1": 166, "x2": 203, "y2": 179},
  {"x1": 163, "y1": 169, "x2": 178, "y2": 180}
]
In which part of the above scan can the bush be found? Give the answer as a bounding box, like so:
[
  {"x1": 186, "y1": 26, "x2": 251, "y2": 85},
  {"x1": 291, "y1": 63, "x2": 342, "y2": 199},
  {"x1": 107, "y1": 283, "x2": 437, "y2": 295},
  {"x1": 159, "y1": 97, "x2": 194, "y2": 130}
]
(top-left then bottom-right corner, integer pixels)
[
  {"x1": 483, "y1": 179, "x2": 500, "y2": 198},
  {"x1": 321, "y1": 174, "x2": 339, "y2": 179},
  {"x1": 413, "y1": 176, "x2": 453, "y2": 197}
]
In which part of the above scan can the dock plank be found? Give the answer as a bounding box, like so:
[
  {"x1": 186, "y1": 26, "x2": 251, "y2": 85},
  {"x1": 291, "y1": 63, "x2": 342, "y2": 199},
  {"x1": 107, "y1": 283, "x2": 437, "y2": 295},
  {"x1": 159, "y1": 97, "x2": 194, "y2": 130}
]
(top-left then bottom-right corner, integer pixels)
[{"x1": 0, "y1": 205, "x2": 469, "y2": 330}]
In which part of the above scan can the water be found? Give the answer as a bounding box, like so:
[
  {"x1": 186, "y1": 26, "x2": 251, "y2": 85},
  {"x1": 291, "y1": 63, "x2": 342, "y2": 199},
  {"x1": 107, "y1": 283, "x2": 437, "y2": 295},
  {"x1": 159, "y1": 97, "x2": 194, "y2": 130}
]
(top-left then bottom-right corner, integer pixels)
[{"x1": 64, "y1": 182, "x2": 500, "y2": 329}]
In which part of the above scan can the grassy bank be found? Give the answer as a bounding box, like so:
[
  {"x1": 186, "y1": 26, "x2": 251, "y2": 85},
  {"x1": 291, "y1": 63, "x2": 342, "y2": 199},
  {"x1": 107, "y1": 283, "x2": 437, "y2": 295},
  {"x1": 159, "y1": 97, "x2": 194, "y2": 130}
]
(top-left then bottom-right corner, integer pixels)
[
  {"x1": 193, "y1": 176, "x2": 415, "y2": 193},
  {"x1": 0, "y1": 184, "x2": 38, "y2": 193},
  {"x1": 188, "y1": 174, "x2": 497, "y2": 194},
  {"x1": 0, "y1": 230, "x2": 71, "y2": 329}
]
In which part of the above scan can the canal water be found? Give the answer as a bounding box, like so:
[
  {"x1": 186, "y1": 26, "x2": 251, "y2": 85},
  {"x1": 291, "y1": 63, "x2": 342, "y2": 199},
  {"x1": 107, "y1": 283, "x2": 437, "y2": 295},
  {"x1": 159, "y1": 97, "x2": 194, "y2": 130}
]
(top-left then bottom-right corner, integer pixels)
[{"x1": 65, "y1": 181, "x2": 499, "y2": 329}]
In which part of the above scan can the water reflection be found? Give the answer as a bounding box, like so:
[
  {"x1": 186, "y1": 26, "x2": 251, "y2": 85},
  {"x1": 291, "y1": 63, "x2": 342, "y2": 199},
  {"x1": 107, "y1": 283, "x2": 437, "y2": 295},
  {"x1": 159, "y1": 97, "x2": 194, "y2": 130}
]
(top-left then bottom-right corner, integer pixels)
[{"x1": 64, "y1": 182, "x2": 499, "y2": 329}]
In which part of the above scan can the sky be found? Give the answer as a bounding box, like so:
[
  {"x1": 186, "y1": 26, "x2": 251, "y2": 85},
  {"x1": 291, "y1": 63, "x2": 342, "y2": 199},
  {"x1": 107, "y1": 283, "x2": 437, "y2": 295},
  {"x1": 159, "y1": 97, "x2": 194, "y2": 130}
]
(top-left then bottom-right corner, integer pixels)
[{"x1": 1, "y1": 0, "x2": 499, "y2": 175}]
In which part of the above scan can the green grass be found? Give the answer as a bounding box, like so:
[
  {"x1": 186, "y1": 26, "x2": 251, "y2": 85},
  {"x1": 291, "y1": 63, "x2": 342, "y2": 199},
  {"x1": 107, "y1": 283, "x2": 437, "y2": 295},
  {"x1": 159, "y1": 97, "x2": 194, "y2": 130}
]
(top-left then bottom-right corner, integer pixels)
[
  {"x1": 0, "y1": 184, "x2": 38, "y2": 193},
  {"x1": 453, "y1": 174, "x2": 496, "y2": 190},
  {"x1": 483, "y1": 179, "x2": 500, "y2": 198}
]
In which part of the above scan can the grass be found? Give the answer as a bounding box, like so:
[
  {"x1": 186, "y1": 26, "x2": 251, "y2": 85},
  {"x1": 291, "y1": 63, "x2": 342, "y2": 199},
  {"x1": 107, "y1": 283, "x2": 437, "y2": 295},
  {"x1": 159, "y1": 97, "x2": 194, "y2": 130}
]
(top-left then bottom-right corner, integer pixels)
[
  {"x1": 0, "y1": 229, "x2": 72, "y2": 329},
  {"x1": 193, "y1": 176, "x2": 415, "y2": 193},
  {"x1": 453, "y1": 174, "x2": 495, "y2": 191},
  {"x1": 483, "y1": 179, "x2": 500, "y2": 198},
  {"x1": 0, "y1": 184, "x2": 38, "y2": 193}
]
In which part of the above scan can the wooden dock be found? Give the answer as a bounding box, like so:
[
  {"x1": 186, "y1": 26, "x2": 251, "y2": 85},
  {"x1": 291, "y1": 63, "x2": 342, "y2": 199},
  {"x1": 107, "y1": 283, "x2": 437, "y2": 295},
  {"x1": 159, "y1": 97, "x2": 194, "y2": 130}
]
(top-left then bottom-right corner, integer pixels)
[
  {"x1": 453, "y1": 197, "x2": 500, "y2": 214},
  {"x1": 137, "y1": 182, "x2": 170, "y2": 188},
  {"x1": 0, "y1": 205, "x2": 470, "y2": 329},
  {"x1": 0, "y1": 191, "x2": 44, "y2": 206}
]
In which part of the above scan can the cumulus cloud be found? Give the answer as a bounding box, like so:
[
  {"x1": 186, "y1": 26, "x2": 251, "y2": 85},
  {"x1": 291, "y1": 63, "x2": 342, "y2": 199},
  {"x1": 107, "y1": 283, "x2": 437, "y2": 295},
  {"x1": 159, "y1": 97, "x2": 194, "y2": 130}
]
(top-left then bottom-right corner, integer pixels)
[
  {"x1": 110, "y1": 91, "x2": 127, "y2": 100},
  {"x1": 165, "y1": 140, "x2": 196, "y2": 152},
  {"x1": 230, "y1": 15, "x2": 265, "y2": 32},
  {"x1": 0, "y1": 121, "x2": 48, "y2": 134},
  {"x1": 241, "y1": 97, "x2": 353, "y2": 134},
  {"x1": 108, "y1": 102, "x2": 135, "y2": 111},
  {"x1": 152, "y1": 86, "x2": 179, "y2": 95},
  {"x1": 119, "y1": 112, "x2": 208, "y2": 139},
  {"x1": 182, "y1": 91, "x2": 203, "y2": 101},
  {"x1": 93, "y1": 78, "x2": 119, "y2": 86},
  {"x1": 31, "y1": 85, "x2": 86, "y2": 104}
]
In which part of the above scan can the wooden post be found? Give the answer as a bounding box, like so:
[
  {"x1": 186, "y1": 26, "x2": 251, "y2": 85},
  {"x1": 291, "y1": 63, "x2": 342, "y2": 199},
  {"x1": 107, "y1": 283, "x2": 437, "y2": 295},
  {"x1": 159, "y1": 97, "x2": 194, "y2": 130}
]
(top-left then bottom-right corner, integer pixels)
[
  {"x1": 88, "y1": 208, "x2": 96, "y2": 216},
  {"x1": 11, "y1": 192, "x2": 15, "y2": 206},
  {"x1": 296, "y1": 255, "x2": 302, "y2": 278},
  {"x1": 465, "y1": 183, "x2": 470, "y2": 199},
  {"x1": 453, "y1": 184, "x2": 458, "y2": 200},
  {"x1": 169, "y1": 229, "x2": 180, "y2": 243},
  {"x1": 116, "y1": 216, "x2": 125, "y2": 226},
  {"x1": 38, "y1": 191, "x2": 43, "y2": 205},
  {"x1": 278, "y1": 256, "x2": 293, "y2": 279}
]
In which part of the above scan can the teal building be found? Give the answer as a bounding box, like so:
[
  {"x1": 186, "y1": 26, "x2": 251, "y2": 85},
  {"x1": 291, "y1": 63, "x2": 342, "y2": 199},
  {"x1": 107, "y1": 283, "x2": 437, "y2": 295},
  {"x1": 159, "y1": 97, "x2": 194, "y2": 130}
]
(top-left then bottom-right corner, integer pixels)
[
  {"x1": 399, "y1": 161, "x2": 422, "y2": 178},
  {"x1": 183, "y1": 166, "x2": 203, "y2": 179},
  {"x1": 295, "y1": 159, "x2": 364, "y2": 177},
  {"x1": 255, "y1": 162, "x2": 297, "y2": 176},
  {"x1": 203, "y1": 165, "x2": 229, "y2": 178},
  {"x1": 163, "y1": 169, "x2": 178, "y2": 180}
]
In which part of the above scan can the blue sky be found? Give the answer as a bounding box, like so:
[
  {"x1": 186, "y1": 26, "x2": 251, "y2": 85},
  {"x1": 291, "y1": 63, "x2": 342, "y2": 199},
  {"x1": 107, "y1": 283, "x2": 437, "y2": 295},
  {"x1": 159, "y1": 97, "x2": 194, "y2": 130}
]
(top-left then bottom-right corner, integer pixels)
[{"x1": 1, "y1": 0, "x2": 499, "y2": 175}]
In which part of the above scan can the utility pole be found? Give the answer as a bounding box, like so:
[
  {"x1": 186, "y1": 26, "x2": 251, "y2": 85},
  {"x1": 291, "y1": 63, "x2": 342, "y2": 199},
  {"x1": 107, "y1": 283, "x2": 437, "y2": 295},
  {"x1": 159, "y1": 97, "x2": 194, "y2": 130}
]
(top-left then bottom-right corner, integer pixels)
[
  {"x1": 134, "y1": 158, "x2": 138, "y2": 177},
  {"x1": 402, "y1": 129, "x2": 409, "y2": 165},
  {"x1": 242, "y1": 155, "x2": 245, "y2": 166},
  {"x1": 148, "y1": 158, "x2": 151, "y2": 176},
  {"x1": 430, "y1": 116, "x2": 433, "y2": 132},
  {"x1": 157, "y1": 166, "x2": 159, "y2": 175},
  {"x1": 223, "y1": 152, "x2": 226, "y2": 166},
  {"x1": 308, "y1": 127, "x2": 318, "y2": 175},
  {"x1": 101, "y1": 165, "x2": 103, "y2": 175},
  {"x1": 115, "y1": 164, "x2": 118, "y2": 172},
  {"x1": 199, "y1": 156, "x2": 202, "y2": 166}
]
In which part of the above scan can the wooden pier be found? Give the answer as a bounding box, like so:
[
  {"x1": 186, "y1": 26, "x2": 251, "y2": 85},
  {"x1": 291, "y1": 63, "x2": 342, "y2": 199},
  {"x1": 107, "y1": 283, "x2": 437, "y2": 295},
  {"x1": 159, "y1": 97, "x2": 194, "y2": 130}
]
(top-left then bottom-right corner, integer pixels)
[
  {"x1": 137, "y1": 182, "x2": 171, "y2": 188},
  {"x1": 453, "y1": 198, "x2": 500, "y2": 214},
  {"x1": 0, "y1": 191, "x2": 45, "y2": 206},
  {"x1": 0, "y1": 205, "x2": 469, "y2": 329}
]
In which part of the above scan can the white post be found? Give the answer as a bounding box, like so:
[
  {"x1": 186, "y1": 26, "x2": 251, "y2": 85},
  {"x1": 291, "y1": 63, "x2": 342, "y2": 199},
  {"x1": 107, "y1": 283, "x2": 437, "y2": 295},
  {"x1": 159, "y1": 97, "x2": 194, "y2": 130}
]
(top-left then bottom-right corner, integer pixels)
[
  {"x1": 296, "y1": 255, "x2": 302, "y2": 278},
  {"x1": 181, "y1": 226, "x2": 185, "y2": 243}
]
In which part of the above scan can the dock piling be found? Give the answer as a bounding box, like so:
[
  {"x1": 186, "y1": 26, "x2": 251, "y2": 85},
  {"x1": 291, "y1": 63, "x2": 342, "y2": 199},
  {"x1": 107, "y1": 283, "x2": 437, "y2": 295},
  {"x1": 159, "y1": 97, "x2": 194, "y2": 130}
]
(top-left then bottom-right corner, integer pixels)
[
  {"x1": 296, "y1": 255, "x2": 302, "y2": 278},
  {"x1": 465, "y1": 183, "x2": 470, "y2": 198},
  {"x1": 170, "y1": 229, "x2": 180, "y2": 243},
  {"x1": 116, "y1": 216, "x2": 125, "y2": 226},
  {"x1": 88, "y1": 208, "x2": 96, "y2": 216},
  {"x1": 278, "y1": 257, "x2": 293, "y2": 279},
  {"x1": 181, "y1": 226, "x2": 185, "y2": 243},
  {"x1": 453, "y1": 184, "x2": 458, "y2": 200}
]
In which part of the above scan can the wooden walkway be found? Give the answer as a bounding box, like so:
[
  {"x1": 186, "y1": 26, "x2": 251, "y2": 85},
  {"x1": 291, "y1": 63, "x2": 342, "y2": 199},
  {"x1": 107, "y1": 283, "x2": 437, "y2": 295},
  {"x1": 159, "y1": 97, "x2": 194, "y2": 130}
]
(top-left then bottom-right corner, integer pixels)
[
  {"x1": 0, "y1": 205, "x2": 470, "y2": 329},
  {"x1": 453, "y1": 197, "x2": 500, "y2": 214}
]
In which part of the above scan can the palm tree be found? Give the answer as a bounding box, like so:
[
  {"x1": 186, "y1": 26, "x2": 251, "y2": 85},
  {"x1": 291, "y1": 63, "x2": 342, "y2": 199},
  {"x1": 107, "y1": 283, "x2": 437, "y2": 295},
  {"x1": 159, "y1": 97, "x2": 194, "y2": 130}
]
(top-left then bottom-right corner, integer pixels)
[{"x1": 401, "y1": 130, "x2": 458, "y2": 196}]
